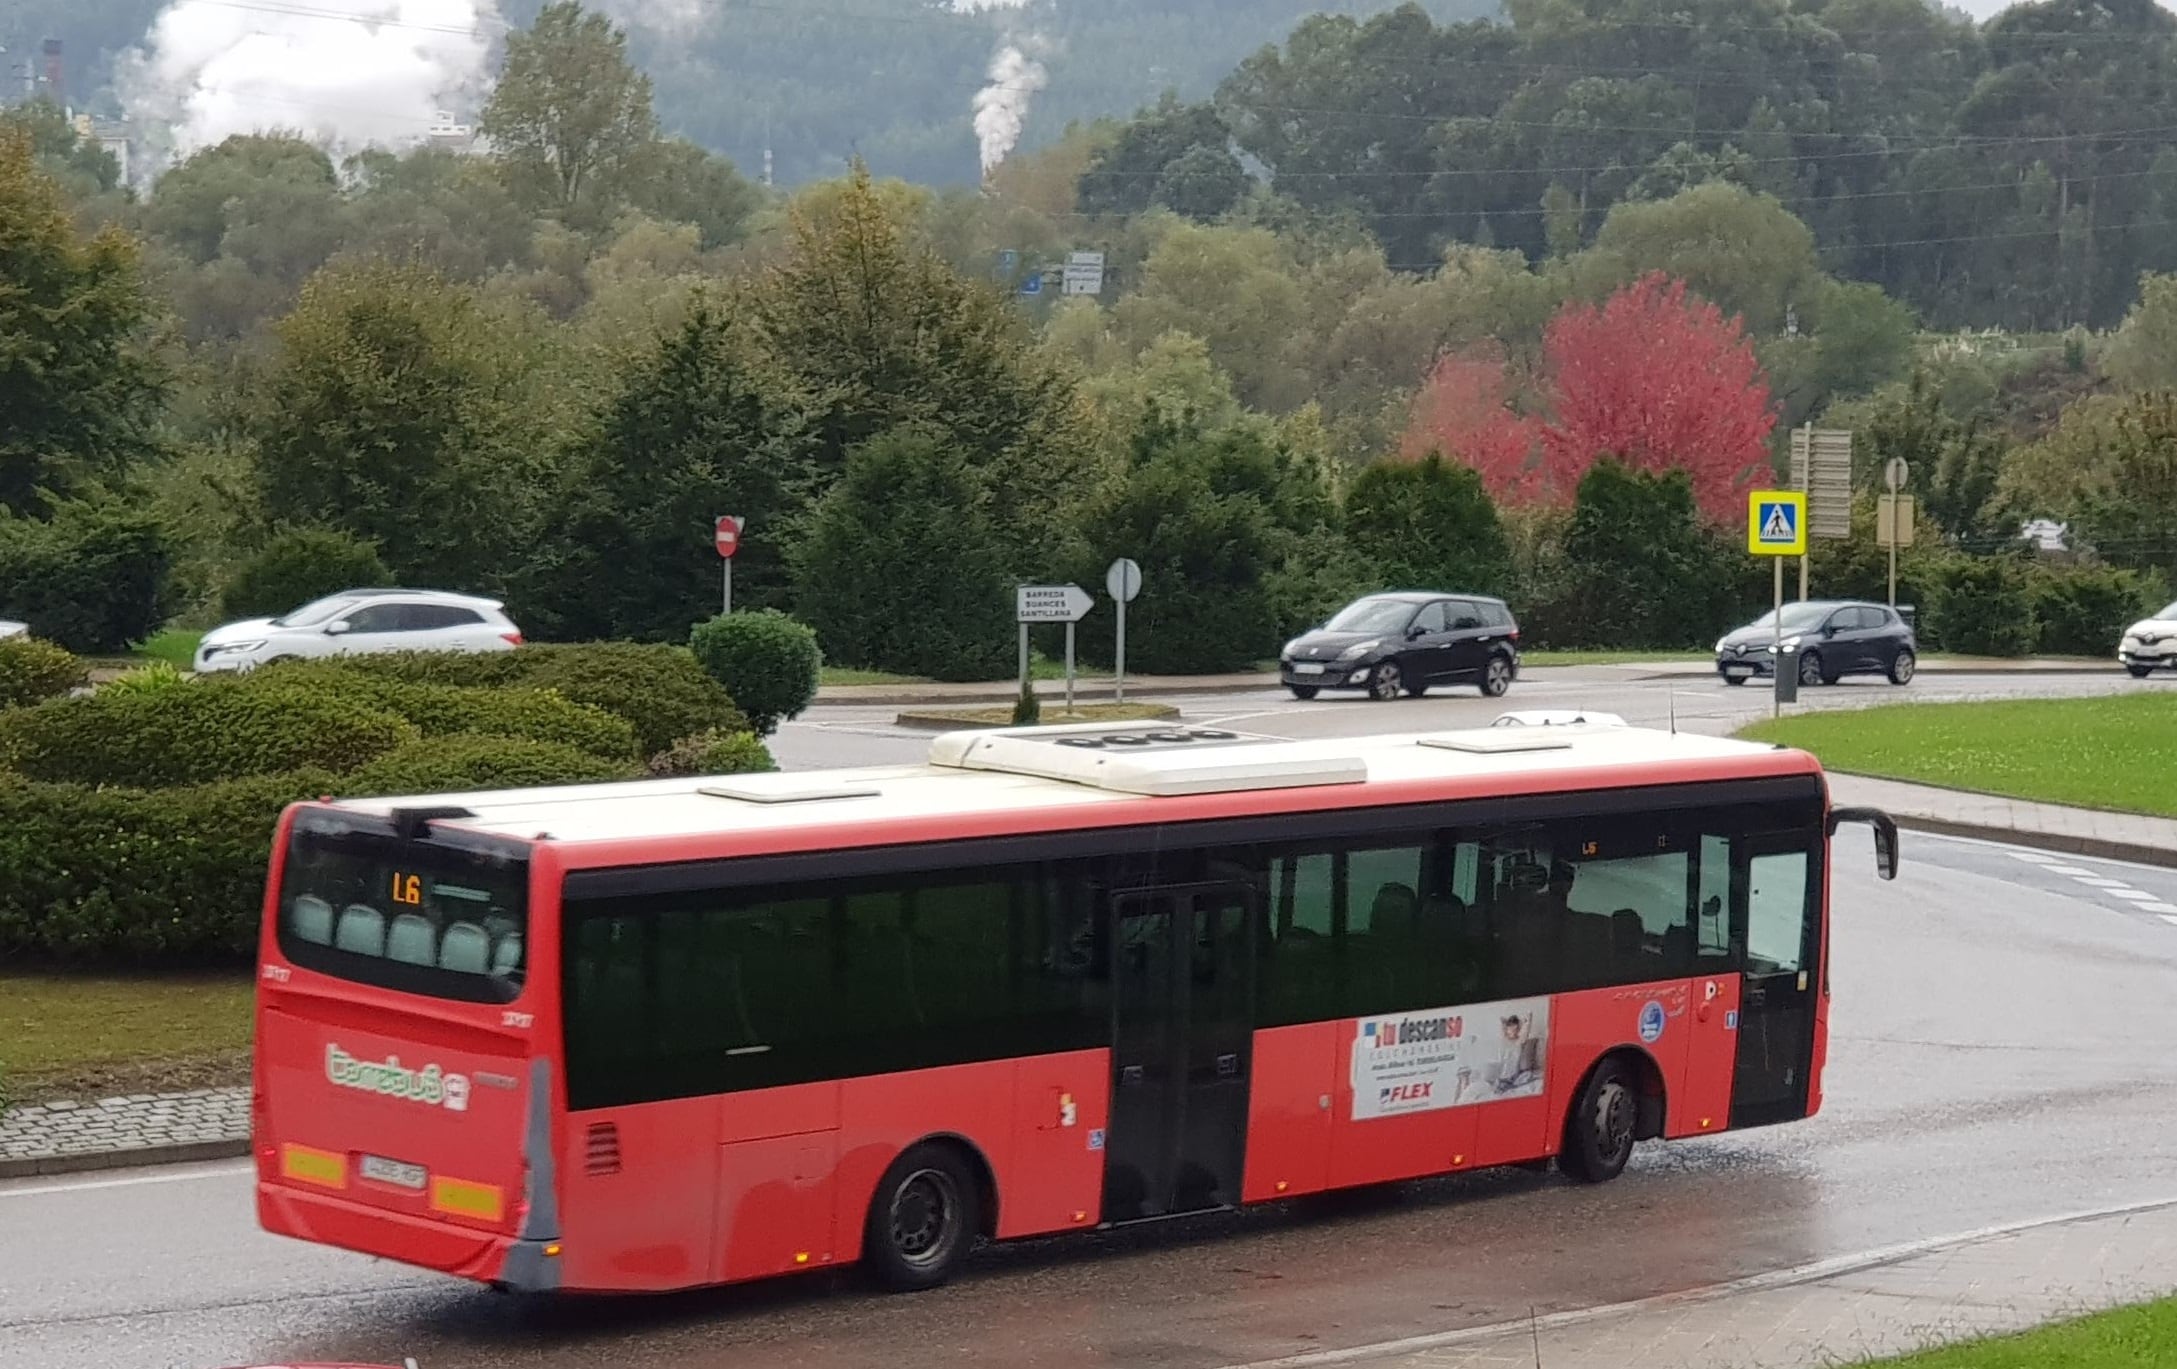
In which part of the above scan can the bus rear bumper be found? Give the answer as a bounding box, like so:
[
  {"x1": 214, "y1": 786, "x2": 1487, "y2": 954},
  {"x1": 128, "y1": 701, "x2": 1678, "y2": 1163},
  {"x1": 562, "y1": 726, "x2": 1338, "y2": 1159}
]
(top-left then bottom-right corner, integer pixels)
[{"x1": 258, "y1": 1180, "x2": 524, "y2": 1286}]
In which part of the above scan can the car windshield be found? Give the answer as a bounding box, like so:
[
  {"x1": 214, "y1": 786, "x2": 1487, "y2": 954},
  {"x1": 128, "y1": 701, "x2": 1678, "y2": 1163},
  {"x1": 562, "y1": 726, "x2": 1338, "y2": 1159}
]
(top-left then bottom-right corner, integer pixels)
[
  {"x1": 2157, "y1": 602, "x2": 2177, "y2": 622},
  {"x1": 1324, "y1": 599, "x2": 1419, "y2": 633},
  {"x1": 1746, "y1": 603, "x2": 1836, "y2": 632},
  {"x1": 271, "y1": 595, "x2": 364, "y2": 628}
]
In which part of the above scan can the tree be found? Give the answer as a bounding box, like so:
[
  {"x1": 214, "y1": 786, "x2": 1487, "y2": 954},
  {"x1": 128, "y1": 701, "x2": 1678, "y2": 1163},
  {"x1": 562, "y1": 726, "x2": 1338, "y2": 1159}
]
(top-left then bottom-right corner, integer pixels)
[
  {"x1": 1343, "y1": 455, "x2": 1512, "y2": 595},
  {"x1": 2106, "y1": 273, "x2": 2177, "y2": 392},
  {"x1": 0, "y1": 127, "x2": 164, "y2": 516},
  {"x1": 1536, "y1": 273, "x2": 1777, "y2": 519},
  {"x1": 482, "y1": 2, "x2": 660, "y2": 223},
  {"x1": 250, "y1": 260, "x2": 554, "y2": 589},
  {"x1": 1575, "y1": 183, "x2": 1820, "y2": 337},
  {"x1": 1111, "y1": 221, "x2": 1313, "y2": 412},
  {"x1": 515, "y1": 299, "x2": 815, "y2": 642},
  {"x1": 1862, "y1": 371, "x2": 2004, "y2": 542},
  {"x1": 2006, "y1": 392, "x2": 2177, "y2": 574},
  {"x1": 791, "y1": 428, "x2": 1018, "y2": 681},
  {"x1": 1401, "y1": 342, "x2": 1540, "y2": 503},
  {"x1": 623, "y1": 139, "x2": 765, "y2": 250},
  {"x1": 1078, "y1": 96, "x2": 1246, "y2": 222},
  {"x1": 1548, "y1": 461, "x2": 1749, "y2": 649}
]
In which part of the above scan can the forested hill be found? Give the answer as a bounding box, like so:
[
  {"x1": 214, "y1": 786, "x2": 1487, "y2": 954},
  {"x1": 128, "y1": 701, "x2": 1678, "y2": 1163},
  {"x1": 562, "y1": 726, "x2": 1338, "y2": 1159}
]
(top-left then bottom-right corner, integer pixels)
[{"x1": 7, "y1": 0, "x2": 1493, "y2": 188}]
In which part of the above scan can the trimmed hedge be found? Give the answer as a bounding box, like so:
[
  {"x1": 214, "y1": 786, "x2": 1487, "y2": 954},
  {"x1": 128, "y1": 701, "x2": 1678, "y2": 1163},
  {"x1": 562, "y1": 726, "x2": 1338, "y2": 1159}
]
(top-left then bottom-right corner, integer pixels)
[
  {"x1": 0, "y1": 637, "x2": 88, "y2": 708},
  {"x1": 283, "y1": 643, "x2": 747, "y2": 756},
  {"x1": 0, "y1": 685, "x2": 415, "y2": 787},
  {"x1": 1924, "y1": 556, "x2": 2037, "y2": 657},
  {"x1": 246, "y1": 665, "x2": 639, "y2": 760},
  {"x1": 0, "y1": 499, "x2": 175, "y2": 654},
  {"x1": 344, "y1": 735, "x2": 640, "y2": 796},
  {"x1": 2031, "y1": 564, "x2": 2167, "y2": 658},
  {"x1": 688, "y1": 611, "x2": 821, "y2": 735},
  {"x1": 645, "y1": 728, "x2": 777, "y2": 777}
]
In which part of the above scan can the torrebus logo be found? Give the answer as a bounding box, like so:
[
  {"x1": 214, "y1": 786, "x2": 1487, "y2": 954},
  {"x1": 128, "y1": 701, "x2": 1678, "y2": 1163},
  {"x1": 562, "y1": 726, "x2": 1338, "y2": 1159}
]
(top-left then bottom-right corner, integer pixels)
[{"x1": 325, "y1": 1044, "x2": 471, "y2": 1111}]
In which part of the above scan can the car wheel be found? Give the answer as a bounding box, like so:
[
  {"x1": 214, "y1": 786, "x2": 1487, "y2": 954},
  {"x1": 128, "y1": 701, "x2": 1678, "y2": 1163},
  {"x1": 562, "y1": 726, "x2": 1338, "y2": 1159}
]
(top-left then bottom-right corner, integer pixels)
[
  {"x1": 1402, "y1": 678, "x2": 1430, "y2": 698},
  {"x1": 1557, "y1": 1056, "x2": 1639, "y2": 1184},
  {"x1": 1480, "y1": 654, "x2": 1513, "y2": 698},
  {"x1": 1888, "y1": 649, "x2": 1916, "y2": 685},
  {"x1": 1721, "y1": 673, "x2": 1749, "y2": 687},
  {"x1": 2127, "y1": 664, "x2": 2154, "y2": 679},
  {"x1": 864, "y1": 1143, "x2": 981, "y2": 1292},
  {"x1": 1798, "y1": 651, "x2": 1825, "y2": 687},
  {"x1": 1369, "y1": 661, "x2": 1404, "y2": 701},
  {"x1": 1288, "y1": 685, "x2": 1320, "y2": 700}
]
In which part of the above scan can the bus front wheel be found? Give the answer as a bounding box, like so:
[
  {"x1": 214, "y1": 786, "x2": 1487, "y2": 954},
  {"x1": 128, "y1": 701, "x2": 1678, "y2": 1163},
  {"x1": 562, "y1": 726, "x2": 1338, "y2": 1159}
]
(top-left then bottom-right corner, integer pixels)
[
  {"x1": 865, "y1": 1142, "x2": 982, "y2": 1292},
  {"x1": 1558, "y1": 1056, "x2": 1639, "y2": 1184}
]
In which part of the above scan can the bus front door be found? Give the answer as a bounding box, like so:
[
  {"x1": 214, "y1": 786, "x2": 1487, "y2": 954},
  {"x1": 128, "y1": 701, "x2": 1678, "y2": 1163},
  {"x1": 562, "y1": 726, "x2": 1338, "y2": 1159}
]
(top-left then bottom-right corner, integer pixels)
[
  {"x1": 1730, "y1": 840, "x2": 1819, "y2": 1128},
  {"x1": 1103, "y1": 884, "x2": 1254, "y2": 1223}
]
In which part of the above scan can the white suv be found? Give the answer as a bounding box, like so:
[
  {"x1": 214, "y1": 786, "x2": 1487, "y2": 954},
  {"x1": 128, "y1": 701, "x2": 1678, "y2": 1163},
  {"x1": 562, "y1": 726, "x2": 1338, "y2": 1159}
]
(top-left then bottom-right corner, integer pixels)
[
  {"x1": 2119, "y1": 600, "x2": 2177, "y2": 678},
  {"x1": 193, "y1": 589, "x2": 523, "y2": 673}
]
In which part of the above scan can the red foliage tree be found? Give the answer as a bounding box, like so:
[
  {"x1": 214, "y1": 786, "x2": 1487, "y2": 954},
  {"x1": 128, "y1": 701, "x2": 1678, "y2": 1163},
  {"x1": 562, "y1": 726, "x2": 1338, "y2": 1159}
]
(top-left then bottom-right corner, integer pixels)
[
  {"x1": 1536, "y1": 272, "x2": 1777, "y2": 520},
  {"x1": 1400, "y1": 341, "x2": 1540, "y2": 503}
]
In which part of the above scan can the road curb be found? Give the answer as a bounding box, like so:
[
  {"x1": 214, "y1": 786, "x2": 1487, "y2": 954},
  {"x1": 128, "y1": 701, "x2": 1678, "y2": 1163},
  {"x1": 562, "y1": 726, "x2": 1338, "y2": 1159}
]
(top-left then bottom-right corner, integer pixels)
[
  {"x1": 893, "y1": 704, "x2": 1184, "y2": 731},
  {"x1": 0, "y1": 1136, "x2": 249, "y2": 1180},
  {"x1": 1884, "y1": 812, "x2": 2177, "y2": 870}
]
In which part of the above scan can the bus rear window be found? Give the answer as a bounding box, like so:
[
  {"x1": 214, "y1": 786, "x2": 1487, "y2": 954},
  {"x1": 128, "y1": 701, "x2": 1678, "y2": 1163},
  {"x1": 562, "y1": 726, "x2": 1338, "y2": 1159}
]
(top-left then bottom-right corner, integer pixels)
[{"x1": 277, "y1": 826, "x2": 529, "y2": 1003}]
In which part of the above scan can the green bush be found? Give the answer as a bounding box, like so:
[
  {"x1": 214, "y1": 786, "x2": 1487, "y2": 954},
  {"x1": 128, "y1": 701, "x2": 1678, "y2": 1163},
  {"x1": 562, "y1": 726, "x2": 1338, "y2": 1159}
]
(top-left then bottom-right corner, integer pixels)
[
  {"x1": 2030, "y1": 564, "x2": 2167, "y2": 657},
  {"x1": 0, "y1": 769, "x2": 332, "y2": 962},
  {"x1": 645, "y1": 728, "x2": 778, "y2": 777},
  {"x1": 244, "y1": 665, "x2": 638, "y2": 760},
  {"x1": 689, "y1": 610, "x2": 822, "y2": 734},
  {"x1": 0, "y1": 498, "x2": 175, "y2": 654},
  {"x1": 0, "y1": 683, "x2": 414, "y2": 787},
  {"x1": 345, "y1": 735, "x2": 640, "y2": 796},
  {"x1": 1343, "y1": 455, "x2": 1513, "y2": 597},
  {"x1": 1925, "y1": 555, "x2": 2037, "y2": 656},
  {"x1": 303, "y1": 643, "x2": 745, "y2": 754},
  {"x1": 1528, "y1": 462, "x2": 1757, "y2": 648},
  {"x1": 221, "y1": 527, "x2": 393, "y2": 621},
  {"x1": 99, "y1": 660, "x2": 190, "y2": 697},
  {"x1": 0, "y1": 637, "x2": 88, "y2": 708}
]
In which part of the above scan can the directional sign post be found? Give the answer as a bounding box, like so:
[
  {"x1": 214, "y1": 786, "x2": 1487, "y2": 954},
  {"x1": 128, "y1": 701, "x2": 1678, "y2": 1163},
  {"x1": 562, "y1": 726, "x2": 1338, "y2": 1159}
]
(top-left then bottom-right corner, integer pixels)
[
  {"x1": 1106, "y1": 557, "x2": 1142, "y2": 703},
  {"x1": 1748, "y1": 491, "x2": 1806, "y2": 718},
  {"x1": 1017, "y1": 584, "x2": 1095, "y2": 714},
  {"x1": 1882, "y1": 457, "x2": 1911, "y2": 609},
  {"x1": 714, "y1": 515, "x2": 744, "y2": 615}
]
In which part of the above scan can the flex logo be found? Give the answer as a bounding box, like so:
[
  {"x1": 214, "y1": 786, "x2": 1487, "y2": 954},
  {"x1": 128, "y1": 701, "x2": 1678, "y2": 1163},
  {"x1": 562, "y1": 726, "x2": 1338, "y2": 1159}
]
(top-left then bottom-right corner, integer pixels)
[
  {"x1": 1380, "y1": 1082, "x2": 1435, "y2": 1105},
  {"x1": 325, "y1": 1044, "x2": 470, "y2": 1111}
]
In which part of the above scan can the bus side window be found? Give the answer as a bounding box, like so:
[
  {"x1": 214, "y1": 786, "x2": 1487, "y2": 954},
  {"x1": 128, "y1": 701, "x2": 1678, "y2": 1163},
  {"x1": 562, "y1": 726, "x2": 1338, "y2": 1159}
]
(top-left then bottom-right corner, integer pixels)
[
  {"x1": 1696, "y1": 835, "x2": 1732, "y2": 962},
  {"x1": 1746, "y1": 851, "x2": 1811, "y2": 974}
]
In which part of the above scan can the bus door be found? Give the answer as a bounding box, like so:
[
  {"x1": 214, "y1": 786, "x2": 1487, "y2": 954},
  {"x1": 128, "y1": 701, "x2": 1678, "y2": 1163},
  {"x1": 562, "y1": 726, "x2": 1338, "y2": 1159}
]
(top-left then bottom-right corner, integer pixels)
[
  {"x1": 1730, "y1": 835, "x2": 1820, "y2": 1127},
  {"x1": 1103, "y1": 883, "x2": 1254, "y2": 1223}
]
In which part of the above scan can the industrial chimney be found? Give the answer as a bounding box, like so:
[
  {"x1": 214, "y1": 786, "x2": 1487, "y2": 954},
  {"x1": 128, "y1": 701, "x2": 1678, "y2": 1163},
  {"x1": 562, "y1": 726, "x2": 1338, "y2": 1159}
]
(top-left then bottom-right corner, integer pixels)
[{"x1": 40, "y1": 39, "x2": 62, "y2": 108}]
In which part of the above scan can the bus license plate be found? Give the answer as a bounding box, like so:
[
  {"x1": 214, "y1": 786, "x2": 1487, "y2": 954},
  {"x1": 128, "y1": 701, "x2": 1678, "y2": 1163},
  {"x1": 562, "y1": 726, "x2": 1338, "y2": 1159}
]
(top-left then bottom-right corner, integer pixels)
[
  {"x1": 1293, "y1": 663, "x2": 1325, "y2": 675},
  {"x1": 360, "y1": 1154, "x2": 426, "y2": 1189}
]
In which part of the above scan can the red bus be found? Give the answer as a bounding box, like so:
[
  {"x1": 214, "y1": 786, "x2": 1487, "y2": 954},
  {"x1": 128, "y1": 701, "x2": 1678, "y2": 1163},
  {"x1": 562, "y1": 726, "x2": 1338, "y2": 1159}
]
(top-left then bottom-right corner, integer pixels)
[{"x1": 253, "y1": 719, "x2": 1897, "y2": 1294}]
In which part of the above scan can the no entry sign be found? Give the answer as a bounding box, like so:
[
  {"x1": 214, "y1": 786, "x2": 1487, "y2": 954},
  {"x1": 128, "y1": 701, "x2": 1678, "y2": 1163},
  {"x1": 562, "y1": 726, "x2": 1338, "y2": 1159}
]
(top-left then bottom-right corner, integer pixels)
[{"x1": 715, "y1": 515, "x2": 744, "y2": 559}]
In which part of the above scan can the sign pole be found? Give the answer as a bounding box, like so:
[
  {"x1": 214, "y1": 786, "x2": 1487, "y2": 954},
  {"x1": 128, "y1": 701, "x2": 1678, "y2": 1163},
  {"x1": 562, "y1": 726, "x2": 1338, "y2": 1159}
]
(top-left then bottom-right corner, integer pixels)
[
  {"x1": 1064, "y1": 622, "x2": 1076, "y2": 713},
  {"x1": 1115, "y1": 595, "x2": 1127, "y2": 704},
  {"x1": 723, "y1": 558, "x2": 732, "y2": 616},
  {"x1": 1018, "y1": 621, "x2": 1030, "y2": 705},
  {"x1": 1773, "y1": 557, "x2": 1784, "y2": 720},
  {"x1": 1798, "y1": 551, "x2": 1808, "y2": 604},
  {"x1": 1104, "y1": 557, "x2": 1142, "y2": 706}
]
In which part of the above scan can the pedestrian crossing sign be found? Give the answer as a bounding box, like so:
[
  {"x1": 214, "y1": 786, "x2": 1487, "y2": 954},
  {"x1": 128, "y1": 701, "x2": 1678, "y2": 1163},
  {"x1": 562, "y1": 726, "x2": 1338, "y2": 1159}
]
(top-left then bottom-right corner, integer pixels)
[{"x1": 1747, "y1": 490, "x2": 1807, "y2": 556}]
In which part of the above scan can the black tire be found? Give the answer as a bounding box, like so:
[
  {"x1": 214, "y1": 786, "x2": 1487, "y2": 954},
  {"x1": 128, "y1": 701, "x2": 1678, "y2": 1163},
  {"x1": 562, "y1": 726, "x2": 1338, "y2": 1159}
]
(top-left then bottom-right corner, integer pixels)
[
  {"x1": 1288, "y1": 684, "x2": 1320, "y2": 700},
  {"x1": 1369, "y1": 661, "x2": 1404, "y2": 701},
  {"x1": 1558, "y1": 1056, "x2": 1640, "y2": 1184},
  {"x1": 863, "y1": 1143, "x2": 981, "y2": 1292},
  {"x1": 1721, "y1": 673, "x2": 1749, "y2": 687},
  {"x1": 1798, "y1": 651, "x2": 1825, "y2": 687},
  {"x1": 1480, "y1": 653, "x2": 1514, "y2": 698},
  {"x1": 1888, "y1": 649, "x2": 1917, "y2": 686},
  {"x1": 1403, "y1": 679, "x2": 1430, "y2": 698},
  {"x1": 2128, "y1": 664, "x2": 2154, "y2": 679}
]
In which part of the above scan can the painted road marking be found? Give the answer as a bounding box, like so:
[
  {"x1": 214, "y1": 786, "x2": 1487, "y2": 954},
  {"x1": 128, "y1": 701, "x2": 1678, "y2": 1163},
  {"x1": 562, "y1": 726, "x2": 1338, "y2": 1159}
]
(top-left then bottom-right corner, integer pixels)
[
  {"x1": 2040, "y1": 865, "x2": 2095, "y2": 876},
  {"x1": 2143, "y1": 904, "x2": 2177, "y2": 916},
  {"x1": 2073, "y1": 877, "x2": 2130, "y2": 888},
  {"x1": 2006, "y1": 850, "x2": 2062, "y2": 864},
  {"x1": 2109, "y1": 888, "x2": 2165, "y2": 903},
  {"x1": 0, "y1": 1160, "x2": 252, "y2": 1201},
  {"x1": 2162, "y1": 914, "x2": 2177, "y2": 927}
]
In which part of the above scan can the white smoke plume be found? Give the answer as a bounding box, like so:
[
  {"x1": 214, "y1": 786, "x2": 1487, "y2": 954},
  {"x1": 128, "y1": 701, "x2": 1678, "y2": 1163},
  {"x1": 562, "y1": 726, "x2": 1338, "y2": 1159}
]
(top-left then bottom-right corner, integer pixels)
[
  {"x1": 971, "y1": 41, "x2": 1047, "y2": 178},
  {"x1": 952, "y1": 0, "x2": 1051, "y2": 177},
  {"x1": 120, "y1": 0, "x2": 500, "y2": 170}
]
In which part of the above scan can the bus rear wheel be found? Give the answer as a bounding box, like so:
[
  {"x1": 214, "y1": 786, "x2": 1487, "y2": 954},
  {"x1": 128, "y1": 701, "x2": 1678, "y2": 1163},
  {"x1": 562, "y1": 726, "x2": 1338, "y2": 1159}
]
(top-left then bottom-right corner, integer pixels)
[
  {"x1": 865, "y1": 1142, "x2": 981, "y2": 1292},
  {"x1": 1558, "y1": 1056, "x2": 1639, "y2": 1184}
]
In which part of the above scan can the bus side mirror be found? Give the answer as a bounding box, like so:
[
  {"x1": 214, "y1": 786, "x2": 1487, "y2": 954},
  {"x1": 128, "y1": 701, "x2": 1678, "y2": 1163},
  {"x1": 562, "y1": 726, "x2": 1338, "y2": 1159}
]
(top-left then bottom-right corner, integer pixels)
[{"x1": 1829, "y1": 806, "x2": 1899, "y2": 880}]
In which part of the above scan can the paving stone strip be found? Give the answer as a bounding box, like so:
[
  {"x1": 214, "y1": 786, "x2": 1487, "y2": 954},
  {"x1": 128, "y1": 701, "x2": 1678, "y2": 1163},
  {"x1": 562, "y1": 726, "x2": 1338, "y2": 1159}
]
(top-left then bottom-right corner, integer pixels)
[{"x1": 0, "y1": 1086, "x2": 250, "y2": 1177}]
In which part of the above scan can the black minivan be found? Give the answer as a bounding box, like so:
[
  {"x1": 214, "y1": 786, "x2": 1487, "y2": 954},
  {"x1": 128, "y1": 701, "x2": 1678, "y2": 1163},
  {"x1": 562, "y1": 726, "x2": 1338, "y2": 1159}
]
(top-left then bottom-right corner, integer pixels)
[{"x1": 1280, "y1": 592, "x2": 1521, "y2": 700}]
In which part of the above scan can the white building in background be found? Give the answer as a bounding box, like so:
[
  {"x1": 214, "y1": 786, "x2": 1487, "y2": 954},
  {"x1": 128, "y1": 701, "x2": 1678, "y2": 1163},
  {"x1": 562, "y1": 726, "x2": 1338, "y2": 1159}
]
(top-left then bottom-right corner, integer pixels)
[
  {"x1": 71, "y1": 111, "x2": 132, "y2": 185},
  {"x1": 426, "y1": 111, "x2": 475, "y2": 152}
]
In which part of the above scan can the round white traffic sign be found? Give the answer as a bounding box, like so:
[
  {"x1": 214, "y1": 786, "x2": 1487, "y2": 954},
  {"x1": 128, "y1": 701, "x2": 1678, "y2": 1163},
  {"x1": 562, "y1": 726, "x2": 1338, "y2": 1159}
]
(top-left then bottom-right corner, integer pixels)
[
  {"x1": 1885, "y1": 457, "x2": 1909, "y2": 493},
  {"x1": 1106, "y1": 557, "x2": 1142, "y2": 603}
]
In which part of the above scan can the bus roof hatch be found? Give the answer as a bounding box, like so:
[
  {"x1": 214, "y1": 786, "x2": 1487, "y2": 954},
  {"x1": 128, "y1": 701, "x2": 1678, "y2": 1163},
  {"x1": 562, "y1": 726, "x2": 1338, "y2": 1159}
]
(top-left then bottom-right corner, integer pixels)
[{"x1": 927, "y1": 724, "x2": 1367, "y2": 797}]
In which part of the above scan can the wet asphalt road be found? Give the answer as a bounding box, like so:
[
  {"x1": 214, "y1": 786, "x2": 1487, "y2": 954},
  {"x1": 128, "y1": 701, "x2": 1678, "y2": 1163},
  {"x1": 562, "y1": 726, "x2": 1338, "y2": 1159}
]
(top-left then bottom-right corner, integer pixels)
[{"x1": 5, "y1": 667, "x2": 2174, "y2": 1369}]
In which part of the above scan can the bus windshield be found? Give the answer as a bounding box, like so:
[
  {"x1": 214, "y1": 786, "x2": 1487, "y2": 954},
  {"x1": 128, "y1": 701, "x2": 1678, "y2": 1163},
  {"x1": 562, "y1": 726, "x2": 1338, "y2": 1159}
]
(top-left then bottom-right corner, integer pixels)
[{"x1": 276, "y1": 820, "x2": 529, "y2": 1003}]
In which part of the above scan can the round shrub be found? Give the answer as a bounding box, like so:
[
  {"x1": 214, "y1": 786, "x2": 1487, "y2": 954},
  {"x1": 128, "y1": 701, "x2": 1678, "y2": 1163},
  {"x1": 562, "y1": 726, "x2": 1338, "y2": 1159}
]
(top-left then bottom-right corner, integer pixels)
[
  {"x1": 0, "y1": 683, "x2": 414, "y2": 787},
  {"x1": 646, "y1": 728, "x2": 777, "y2": 777},
  {"x1": 243, "y1": 665, "x2": 638, "y2": 760},
  {"x1": 0, "y1": 636, "x2": 88, "y2": 709},
  {"x1": 689, "y1": 610, "x2": 821, "y2": 734},
  {"x1": 516, "y1": 642, "x2": 750, "y2": 755},
  {"x1": 344, "y1": 735, "x2": 639, "y2": 797},
  {"x1": 2030, "y1": 564, "x2": 2167, "y2": 658},
  {"x1": 1924, "y1": 556, "x2": 2037, "y2": 657},
  {"x1": 220, "y1": 527, "x2": 392, "y2": 622},
  {"x1": 0, "y1": 768, "x2": 334, "y2": 962}
]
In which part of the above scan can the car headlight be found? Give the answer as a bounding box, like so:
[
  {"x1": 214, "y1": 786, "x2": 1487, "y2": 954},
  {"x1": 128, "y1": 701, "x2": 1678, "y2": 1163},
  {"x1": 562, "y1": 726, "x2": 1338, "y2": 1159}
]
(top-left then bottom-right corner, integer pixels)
[
  {"x1": 1338, "y1": 638, "x2": 1380, "y2": 660},
  {"x1": 1775, "y1": 635, "x2": 1802, "y2": 652},
  {"x1": 211, "y1": 640, "x2": 266, "y2": 653},
  {"x1": 1714, "y1": 638, "x2": 1728, "y2": 653}
]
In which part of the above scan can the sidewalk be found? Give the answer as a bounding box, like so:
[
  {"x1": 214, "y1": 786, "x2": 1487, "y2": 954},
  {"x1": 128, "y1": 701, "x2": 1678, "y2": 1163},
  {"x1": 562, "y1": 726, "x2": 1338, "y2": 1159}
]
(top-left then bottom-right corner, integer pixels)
[
  {"x1": 811, "y1": 658, "x2": 2113, "y2": 707},
  {"x1": 1829, "y1": 773, "x2": 2177, "y2": 869},
  {"x1": 1250, "y1": 1199, "x2": 2177, "y2": 1369}
]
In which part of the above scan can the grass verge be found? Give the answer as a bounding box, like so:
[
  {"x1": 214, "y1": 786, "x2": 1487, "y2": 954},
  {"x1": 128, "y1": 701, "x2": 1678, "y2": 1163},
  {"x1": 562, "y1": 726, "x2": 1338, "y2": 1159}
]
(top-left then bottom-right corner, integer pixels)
[
  {"x1": 1740, "y1": 694, "x2": 2177, "y2": 817},
  {"x1": 0, "y1": 973, "x2": 254, "y2": 1107},
  {"x1": 134, "y1": 627, "x2": 204, "y2": 668},
  {"x1": 1854, "y1": 1297, "x2": 2177, "y2": 1366}
]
